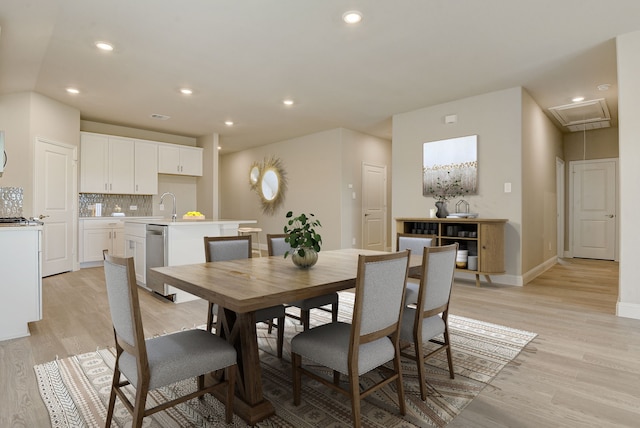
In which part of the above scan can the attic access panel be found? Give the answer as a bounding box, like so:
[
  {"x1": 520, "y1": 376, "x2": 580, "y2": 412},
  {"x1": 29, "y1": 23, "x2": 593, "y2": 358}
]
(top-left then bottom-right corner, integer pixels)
[{"x1": 549, "y1": 98, "x2": 611, "y2": 128}]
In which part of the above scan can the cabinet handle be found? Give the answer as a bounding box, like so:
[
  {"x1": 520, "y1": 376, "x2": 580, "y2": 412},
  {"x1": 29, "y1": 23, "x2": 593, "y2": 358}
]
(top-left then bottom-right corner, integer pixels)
[
  {"x1": 104, "y1": 183, "x2": 108, "y2": 191},
  {"x1": 136, "y1": 184, "x2": 138, "y2": 191},
  {"x1": 177, "y1": 165, "x2": 180, "y2": 172},
  {"x1": 109, "y1": 231, "x2": 112, "y2": 239}
]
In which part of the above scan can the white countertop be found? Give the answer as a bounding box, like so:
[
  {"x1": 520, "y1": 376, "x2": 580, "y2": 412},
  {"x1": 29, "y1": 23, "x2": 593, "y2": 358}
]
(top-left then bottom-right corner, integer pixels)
[
  {"x1": 80, "y1": 216, "x2": 163, "y2": 220},
  {"x1": 124, "y1": 218, "x2": 257, "y2": 226},
  {"x1": 0, "y1": 225, "x2": 43, "y2": 232}
]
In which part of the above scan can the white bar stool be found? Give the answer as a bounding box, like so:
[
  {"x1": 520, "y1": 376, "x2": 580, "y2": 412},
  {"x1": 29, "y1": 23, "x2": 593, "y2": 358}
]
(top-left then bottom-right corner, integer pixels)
[{"x1": 237, "y1": 227, "x2": 263, "y2": 257}]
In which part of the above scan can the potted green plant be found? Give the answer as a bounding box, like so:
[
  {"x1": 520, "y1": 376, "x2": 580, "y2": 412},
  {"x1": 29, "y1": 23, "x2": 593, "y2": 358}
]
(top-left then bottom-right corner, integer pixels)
[{"x1": 283, "y1": 211, "x2": 322, "y2": 268}]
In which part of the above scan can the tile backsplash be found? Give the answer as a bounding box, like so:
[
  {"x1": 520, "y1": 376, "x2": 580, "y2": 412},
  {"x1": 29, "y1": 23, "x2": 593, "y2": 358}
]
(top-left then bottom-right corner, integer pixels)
[
  {"x1": 0, "y1": 187, "x2": 24, "y2": 217},
  {"x1": 79, "y1": 193, "x2": 153, "y2": 217}
]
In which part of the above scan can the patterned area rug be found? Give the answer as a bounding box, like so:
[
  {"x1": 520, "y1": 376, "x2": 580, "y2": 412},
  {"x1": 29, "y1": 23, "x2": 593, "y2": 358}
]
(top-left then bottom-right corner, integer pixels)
[{"x1": 34, "y1": 292, "x2": 536, "y2": 427}]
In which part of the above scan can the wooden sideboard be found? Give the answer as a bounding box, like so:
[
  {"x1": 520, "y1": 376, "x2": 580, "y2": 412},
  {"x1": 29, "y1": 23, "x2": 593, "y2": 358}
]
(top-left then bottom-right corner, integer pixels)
[{"x1": 396, "y1": 217, "x2": 507, "y2": 287}]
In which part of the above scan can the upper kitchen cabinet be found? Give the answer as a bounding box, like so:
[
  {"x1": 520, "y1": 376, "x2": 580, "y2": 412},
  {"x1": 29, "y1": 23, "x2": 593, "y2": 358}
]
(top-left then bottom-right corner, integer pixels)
[
  {"x1": 134, "y1": 140, "x2": 158, "y2": 194},
  {"x1": 158, "y1": 144, "x2": 203, "y2": 176},
  {"x1": 80, "y1": 133, "x2": 134, "y2": 194},
  {"x1": 80, "y1": 132, "x2": 159, "y2": 195}
]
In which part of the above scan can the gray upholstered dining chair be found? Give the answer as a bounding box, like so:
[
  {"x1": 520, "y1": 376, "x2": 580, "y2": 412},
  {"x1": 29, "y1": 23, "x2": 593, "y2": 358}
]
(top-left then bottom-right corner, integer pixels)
[
  {"x1": 204, "y1": 235, "x2": 285, "y2": 358},
  {"x1": 267, "y1": 233, "x2": 339, "y2": 330},
  {"x1": 396, "y1": 232, "x2": 436, "y2": 305},
  {"x1": 399, "y1": 243, "x2": 458, "y2": 400},
  {"x1": 291, "y1": 250, "x2": 411, "y2": 428},
  {"x1": 103, "y1": 253, "x2": 237, "y2": 427}
]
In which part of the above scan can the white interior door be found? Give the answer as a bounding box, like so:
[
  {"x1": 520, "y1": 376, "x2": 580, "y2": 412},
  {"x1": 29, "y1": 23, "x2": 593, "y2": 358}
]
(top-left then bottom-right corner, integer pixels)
[
  {"x1": 571, "y1": 159, "x2": 617, "y2": 260},
  {"x1": 362, "y1": 162, "x2": 386, "y2": 251},
  {"x1": 35, "y1": 138, "x2": 76, "y2": 276}
]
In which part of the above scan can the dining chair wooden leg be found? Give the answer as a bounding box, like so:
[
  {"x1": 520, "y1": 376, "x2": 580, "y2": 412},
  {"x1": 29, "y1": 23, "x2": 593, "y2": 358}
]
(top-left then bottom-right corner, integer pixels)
[
  {"x1": 105, "y1": 365, "x2": 119, "y2": 426},
  {"x1": 414, "y1": 336, "x2": 428, "y2": 400},
  {"x1": 276, "y1": 316, "x2": 285, "y2": 358},
  {"x1": 292, "y1": 353, "x2": 302, "y2": 406},
  {"x1": 267, "y1": 319, "x2": 274, "y2": 334},
  {"x1": 393, "y1": 347, "x2": 406, "y2": 415},
  {"x1": 444, "y1": 328, "x2": 455, "y2": 379},
  {"x1": 302, "y1": 309, "x2": 310, "y2": 330},
  {"x1": 206, "y1": 302, "x2": 215, "y2": 333},
  {"x1": 331, "y1": 302, "x2": 338, "y2": 323},
  {"x1": 132, "y1": 381, "x2": 149, "y2": 428},
  {"x1": 349, "y1": 371, "x2": 362, "y2": 428}
]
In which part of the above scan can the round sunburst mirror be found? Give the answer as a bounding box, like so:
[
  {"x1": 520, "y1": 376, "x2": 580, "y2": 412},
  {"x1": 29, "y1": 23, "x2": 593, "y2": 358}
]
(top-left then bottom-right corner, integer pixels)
[
  {"x1": 249, "y1": 162, "x2": 261, "y2": 191},
  {"x1": 255, "y1": 157, "x2": 287, "y2": 215}
]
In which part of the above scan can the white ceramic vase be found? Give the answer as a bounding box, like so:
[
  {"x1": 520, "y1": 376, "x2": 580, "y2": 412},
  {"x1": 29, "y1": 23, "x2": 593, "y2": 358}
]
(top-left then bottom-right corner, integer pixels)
[{"x1": 292, "y1": 248, "x2": 318, "y2": 268}]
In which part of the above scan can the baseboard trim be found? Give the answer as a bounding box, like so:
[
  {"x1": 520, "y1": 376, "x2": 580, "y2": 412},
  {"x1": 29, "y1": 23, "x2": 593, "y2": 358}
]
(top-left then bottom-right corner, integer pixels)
[
  {"x1": 522, "y1": 256, "x2": 557, "y2": 285},
  {"x1": 454, "y1": 271, "x2": 523, "y2": 287},
  {"x1": 617, "y1": 301, "x2": 640, "y2": 320}
]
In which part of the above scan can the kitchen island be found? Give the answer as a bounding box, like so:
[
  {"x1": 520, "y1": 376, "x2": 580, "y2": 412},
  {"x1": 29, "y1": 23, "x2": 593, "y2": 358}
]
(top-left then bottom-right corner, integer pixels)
[
  {"x1": 0, "y1": 225, "x2": 42, "y2": 341},
  {"x1": 124, "y1": 218, "x2": 256, "y2": 303}
]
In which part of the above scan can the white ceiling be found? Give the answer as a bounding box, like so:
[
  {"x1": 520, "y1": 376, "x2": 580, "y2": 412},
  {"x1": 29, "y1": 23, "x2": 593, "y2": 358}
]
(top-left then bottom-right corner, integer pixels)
[{"x1": 1, "y1": 0, "x2": 639, "y2": 152}]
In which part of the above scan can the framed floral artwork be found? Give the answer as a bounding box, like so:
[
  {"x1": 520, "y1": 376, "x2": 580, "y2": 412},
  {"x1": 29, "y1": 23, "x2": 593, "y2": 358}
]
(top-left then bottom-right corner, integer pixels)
[{"x1": 423, "y1": 135, "x2": 478, "y2": 199}]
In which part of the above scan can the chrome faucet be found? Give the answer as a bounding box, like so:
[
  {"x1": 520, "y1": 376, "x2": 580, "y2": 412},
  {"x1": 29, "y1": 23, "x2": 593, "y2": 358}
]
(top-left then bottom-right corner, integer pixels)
[
  {"x1": 456, "y1": 199, "x2": 470, "y2": 213},
  {"x1": 160, "y1": 192, "x2": 177, "y2": 221}
]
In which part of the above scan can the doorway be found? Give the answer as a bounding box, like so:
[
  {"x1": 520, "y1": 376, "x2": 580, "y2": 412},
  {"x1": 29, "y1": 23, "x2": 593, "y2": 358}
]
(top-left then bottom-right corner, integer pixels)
[
  {"x1": 35, "y1": 138, "x2": 77, "y2": 276},
  {"x1": 362, "y1": 162, "x2": 386, "y2": 251},
  {"x1": 570, "y1": 158, "x2": 617, "y2": 260}
]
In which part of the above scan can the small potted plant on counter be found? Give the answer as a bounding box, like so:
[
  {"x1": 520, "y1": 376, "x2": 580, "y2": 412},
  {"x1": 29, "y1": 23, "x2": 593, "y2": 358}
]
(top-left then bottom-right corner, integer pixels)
[{"x1": 283, "y1": 211, "x2": 322, "y2": 268}]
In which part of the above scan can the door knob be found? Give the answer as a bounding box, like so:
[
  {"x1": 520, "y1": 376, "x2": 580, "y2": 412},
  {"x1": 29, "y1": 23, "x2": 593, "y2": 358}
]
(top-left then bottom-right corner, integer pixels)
[
  {"x1": 38, "y1": 214, "x2": 50, "y2": 220},
  {"x1": 605, "y1": 214, "x2": 615, "y2": 218}
]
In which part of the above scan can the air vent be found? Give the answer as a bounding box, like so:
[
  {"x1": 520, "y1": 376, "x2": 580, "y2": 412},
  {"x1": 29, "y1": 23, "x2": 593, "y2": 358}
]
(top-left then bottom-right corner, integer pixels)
[
  {"x1": 548, "y1": 98, "x2": 610, "y2": 132},
  {"x1": 150, "y1": 113, "x2": 170, "y2": 120}
]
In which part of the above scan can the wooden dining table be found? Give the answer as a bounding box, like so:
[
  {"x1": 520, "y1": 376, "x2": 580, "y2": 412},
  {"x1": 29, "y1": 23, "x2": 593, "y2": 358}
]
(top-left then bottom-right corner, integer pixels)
[{"x1": 148, "y1": 248, "x2": 421, "y2": 424}]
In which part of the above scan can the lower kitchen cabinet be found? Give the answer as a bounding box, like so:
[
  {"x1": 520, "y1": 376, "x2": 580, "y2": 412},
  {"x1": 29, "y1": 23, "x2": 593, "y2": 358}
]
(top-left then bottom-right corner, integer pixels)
[
  {"x1": 79, "y1": 219, "x2": 125, "y2": 266},
  {"x1": 124, "y1": 222, "x2": 147, "y2": 285},
  {"x1": 0, "y1": 227, "x2": 42, "y2": 341}
]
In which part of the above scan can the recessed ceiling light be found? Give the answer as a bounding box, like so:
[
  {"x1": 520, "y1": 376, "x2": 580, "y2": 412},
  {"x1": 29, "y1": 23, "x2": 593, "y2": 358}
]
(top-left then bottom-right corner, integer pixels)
[
  {"x1": 180, "y1": 88, "x2": 193, "y2": 95},
  {"x1": 66, "y1": 87, "x2": 80, "y2": 94},
  {"x1": 598, "y1": 83, "x2": 611, "y2": 91},
  {"x1": 95, "y1": 41, "x2": 114, "y2": 51},
  {"x1": 283, "y1": 99, "x2": 294, "y2": 106},
  {"x1": 572, "y1": 96, "x2": 585, "y2": 103},
  {"x1": 342, "y1": 10, "x2": 363, "y2": 24},
  {"x1": 224, "y1": 120, "x2": 234, "y2": 126},
  {"x1": 150, "y1": 113, "x2": 170, "y2": 120}
]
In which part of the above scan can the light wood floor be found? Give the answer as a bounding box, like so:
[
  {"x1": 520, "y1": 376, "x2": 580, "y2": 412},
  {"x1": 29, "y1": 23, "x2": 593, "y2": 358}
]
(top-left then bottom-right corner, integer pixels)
[{"x1": 1, "y1": 258, "x2": 639, "y2": 427}]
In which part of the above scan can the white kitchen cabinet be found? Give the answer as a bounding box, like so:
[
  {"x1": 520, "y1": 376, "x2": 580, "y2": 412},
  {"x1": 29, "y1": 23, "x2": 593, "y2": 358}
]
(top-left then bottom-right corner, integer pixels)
[
  {"x1": 0, "y1": 227, "x2": 42, "y2": 341},
  {"x1": 80, "y1": 133, "x2": 135, "y2": 194},
  {"x1": 124, "y1": 235, "x2": 146, "y2": 284},
  {"x1": 158, "y1": 144, "x2": 203, "y2": 176},
  {"x1": 134, "y1": 140, "x2": 158, "y2": 194},
  {"x1": 124, "y1": 221, "x2": 148, "y2": 285},
  {"x1": 79, "y1": 219, "x2": 125, "y2": 265}
]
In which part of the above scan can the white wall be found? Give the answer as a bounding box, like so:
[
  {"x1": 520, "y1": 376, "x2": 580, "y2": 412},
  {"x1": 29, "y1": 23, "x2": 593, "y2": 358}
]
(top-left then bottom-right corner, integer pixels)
[
  {"x1": 219, "y1": 128, "x2": 391, "y2": 252},
  {"x1": 220, "y1": 129, "x2": 344, "y2": 251},
  {"x1": 339, "y1": 129, "x2": 392, "y2": 249},
  {"x1": 520, "y1": 90, "x2": 563, "y2": 274},
  {"x1": 392, "y1": 87, "x2": 523, "y2": 281},
  {"x1": 0, "y1": 92, "x2": 80, "y2": 216},
  {"x1": 617, "y1": 30, "x2": 640, "y2": 319}
]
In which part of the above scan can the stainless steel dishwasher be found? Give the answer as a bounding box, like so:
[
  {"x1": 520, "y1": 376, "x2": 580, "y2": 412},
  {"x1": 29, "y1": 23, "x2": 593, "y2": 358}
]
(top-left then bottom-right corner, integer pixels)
[{"x1": 145, "y1": 224, "x2": 172, "y2": 299}]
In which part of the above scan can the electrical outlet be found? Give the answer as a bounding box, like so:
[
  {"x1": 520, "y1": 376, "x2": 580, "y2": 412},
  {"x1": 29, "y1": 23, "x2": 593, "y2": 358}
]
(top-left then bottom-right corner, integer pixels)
[
  {"x1": 352, "y1": 237, "x2": 356, "y2": 245},
  {"x1": 159, "y1": 204, "x2": 165, "y2": 211},
  {"x1": 130, "y1": 205, "x2": 137, "y2": 211}
]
